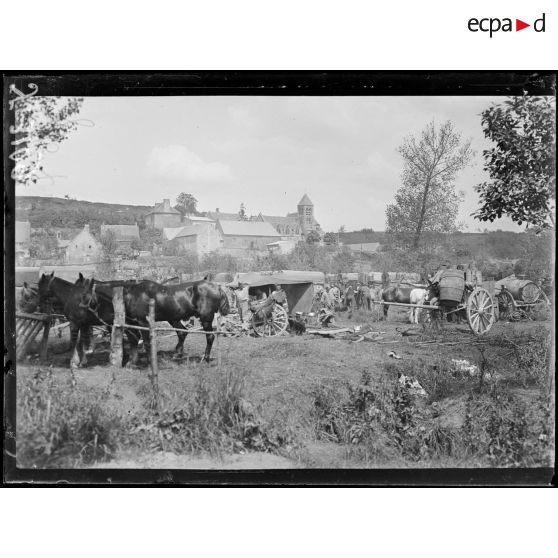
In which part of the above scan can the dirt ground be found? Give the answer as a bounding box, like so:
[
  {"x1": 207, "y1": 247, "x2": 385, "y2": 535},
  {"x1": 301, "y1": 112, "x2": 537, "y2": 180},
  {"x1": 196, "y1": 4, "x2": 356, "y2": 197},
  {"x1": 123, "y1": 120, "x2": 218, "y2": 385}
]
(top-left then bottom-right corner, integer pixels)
[{"x1": 15, "y1": 306, "x2": 554, "y2": 469}]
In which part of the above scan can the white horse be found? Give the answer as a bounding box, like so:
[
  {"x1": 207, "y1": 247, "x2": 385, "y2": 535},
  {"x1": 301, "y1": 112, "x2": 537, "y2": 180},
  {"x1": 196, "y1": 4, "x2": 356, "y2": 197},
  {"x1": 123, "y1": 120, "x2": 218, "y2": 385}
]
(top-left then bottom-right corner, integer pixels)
[{"x1": 409, "y1": 288, "x2": 427, "y2": 324}]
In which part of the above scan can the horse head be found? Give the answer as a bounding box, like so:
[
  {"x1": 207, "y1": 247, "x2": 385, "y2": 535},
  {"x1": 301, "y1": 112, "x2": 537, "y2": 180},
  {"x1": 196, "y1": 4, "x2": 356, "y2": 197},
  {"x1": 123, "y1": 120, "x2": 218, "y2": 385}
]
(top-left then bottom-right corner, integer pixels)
[
  {"x1": 36, "y1": 272, "x2": 57, "y2": 312},
  {"x1": 19, "y1": 281, "x2": 40, "y2": 312},
  {"x1": 79, "y1": 278, "x2": 98, "y2": 310}
]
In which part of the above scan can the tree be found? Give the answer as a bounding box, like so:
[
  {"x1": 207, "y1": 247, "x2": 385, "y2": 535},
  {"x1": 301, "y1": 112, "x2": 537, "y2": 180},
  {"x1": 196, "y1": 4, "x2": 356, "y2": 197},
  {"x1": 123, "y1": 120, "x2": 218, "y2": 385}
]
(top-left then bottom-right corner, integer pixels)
[
  {"x1": 514, "y1": 229, "x2": 554, "y2": 279},
  {"x1": 386, "y1": 120, "x2": 473, "y2": 249},
  {"x1": 323, "y1": 232, "x2": 338, "y2": 245},
  {"x1": 100, "y1": 229, "x2": 118, "y2": 261},
  {"x1": 474, "y1": 95, "x2": 556, "y2": 229},
  {"x1": 306, "y1": 230, "x2": 321, "y2": 244},
  {"x1": 10, "y1": 89, "x2": 83, "y2": 186},
  {"x1": 162, "y1": 239, "x2": 182, "y2": 256},
  {"x1": 175, "y1": 193, "x2": 198, "y2": 215},
  {"x1": 130, "y1": 238, "x2": 142, "y2": 252},
  {"x1": 238, "y1": 203, "x2": 248, "y2": 220}
]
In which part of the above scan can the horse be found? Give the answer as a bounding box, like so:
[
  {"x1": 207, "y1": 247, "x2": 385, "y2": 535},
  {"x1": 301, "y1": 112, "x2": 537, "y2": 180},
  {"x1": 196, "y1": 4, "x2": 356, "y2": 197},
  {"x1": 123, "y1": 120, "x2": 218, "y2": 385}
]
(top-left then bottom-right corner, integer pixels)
[
  {"x1": 81, "y1": 278, "x2": 230, "y2": 363},
  {"x1": 409, "y1": 288, "x2": 427, "y2": 324},
  {"x1": 37, "y1": 272, "x2": 141, "y2": 368},
  {"x1": 380, "y1": 286, "x2": 413, "y2": 320},
  {"x1": 19, "y1": 282, "x2": 40, "y2": 313}
]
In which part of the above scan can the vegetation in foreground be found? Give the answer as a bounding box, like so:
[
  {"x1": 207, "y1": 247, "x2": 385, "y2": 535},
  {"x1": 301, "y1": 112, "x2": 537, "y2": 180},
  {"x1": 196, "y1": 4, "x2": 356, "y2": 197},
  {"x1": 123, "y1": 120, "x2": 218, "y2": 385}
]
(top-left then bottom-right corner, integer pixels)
[{"x1": 16, "y1": 324, "x2": 554, "y2": 469}]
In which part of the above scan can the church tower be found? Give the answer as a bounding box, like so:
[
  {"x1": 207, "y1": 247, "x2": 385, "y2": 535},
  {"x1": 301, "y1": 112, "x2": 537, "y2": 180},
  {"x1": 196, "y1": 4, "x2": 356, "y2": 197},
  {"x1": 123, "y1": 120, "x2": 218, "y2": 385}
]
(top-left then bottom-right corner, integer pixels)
[{"x1": 297, "y1": 194, "x2": 315, "y2": 235}]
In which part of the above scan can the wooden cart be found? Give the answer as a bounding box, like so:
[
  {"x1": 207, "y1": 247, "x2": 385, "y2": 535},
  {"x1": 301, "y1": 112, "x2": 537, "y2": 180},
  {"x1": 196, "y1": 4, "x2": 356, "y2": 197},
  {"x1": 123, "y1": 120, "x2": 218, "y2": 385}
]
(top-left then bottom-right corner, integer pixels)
[
  {"x1": 250, "y1": 297, "x2": 289, "y2": 337},
  {"x1": 373, "y1": 273, "x2": 496, "y2": 336}
]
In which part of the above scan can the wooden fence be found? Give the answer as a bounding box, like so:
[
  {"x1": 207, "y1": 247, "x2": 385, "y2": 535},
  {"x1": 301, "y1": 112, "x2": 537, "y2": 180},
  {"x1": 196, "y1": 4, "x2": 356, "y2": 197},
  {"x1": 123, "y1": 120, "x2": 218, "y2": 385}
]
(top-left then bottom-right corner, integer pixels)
[
  {"x1": 108, "y1": 287, "x2": 225, "y2": 411},
  {"x1": 15, "y1": 312, "x2": 57, "y2": 361}
]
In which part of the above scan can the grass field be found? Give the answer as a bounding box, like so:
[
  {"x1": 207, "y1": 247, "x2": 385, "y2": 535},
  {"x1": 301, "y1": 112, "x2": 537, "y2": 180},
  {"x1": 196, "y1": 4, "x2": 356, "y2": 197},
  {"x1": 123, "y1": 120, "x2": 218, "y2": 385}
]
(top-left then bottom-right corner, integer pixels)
[{"x1": 15, "y1": 306, "x2": 554, "y2": 469}]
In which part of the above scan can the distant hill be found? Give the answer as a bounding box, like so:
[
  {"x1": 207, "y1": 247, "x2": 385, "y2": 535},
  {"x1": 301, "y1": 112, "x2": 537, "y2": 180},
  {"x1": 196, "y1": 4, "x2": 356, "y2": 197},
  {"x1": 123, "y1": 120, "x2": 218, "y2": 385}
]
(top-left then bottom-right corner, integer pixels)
[
  {"x1": 16, "y1": 196, "x2": 524, "y2": 262},
  {"x1": 338, "y1": 229, "x2": 524, "y2": 261},
  {"x1": 16, "y1": 196, "x2": 151, "y2": 232}
]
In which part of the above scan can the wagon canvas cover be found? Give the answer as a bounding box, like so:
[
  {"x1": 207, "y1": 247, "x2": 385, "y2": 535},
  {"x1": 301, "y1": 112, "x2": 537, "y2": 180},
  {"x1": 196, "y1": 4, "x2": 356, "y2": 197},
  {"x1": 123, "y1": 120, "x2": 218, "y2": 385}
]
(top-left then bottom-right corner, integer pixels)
[{"x1": 236, "y1": 270, "x2": 324, "y2": 314}]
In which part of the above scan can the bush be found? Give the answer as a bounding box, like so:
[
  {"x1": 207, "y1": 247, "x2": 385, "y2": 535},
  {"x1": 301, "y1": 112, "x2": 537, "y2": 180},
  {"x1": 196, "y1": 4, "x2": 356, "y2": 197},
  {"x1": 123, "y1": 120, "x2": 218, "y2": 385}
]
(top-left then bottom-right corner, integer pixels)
[
  {"x1": 17, "y1": 370, "x2": 122, "y2": 467},
  {"x1": 135, "y1": 365, "x2": 291, "y2": 456}
]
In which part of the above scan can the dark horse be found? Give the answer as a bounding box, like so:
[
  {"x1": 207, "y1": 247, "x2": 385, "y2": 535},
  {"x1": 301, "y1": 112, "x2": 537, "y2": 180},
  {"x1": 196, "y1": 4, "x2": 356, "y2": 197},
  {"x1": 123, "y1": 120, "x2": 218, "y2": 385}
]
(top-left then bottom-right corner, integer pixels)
[
  {"x1": 81, "y1": 278, "x2": 230, "y2": 362},
  {"x1": 37, "y1": 272, "x2": 141, "y2": 368},
  {"x1": 381, "y1": 286, "x2": 412, "y2": 319}
]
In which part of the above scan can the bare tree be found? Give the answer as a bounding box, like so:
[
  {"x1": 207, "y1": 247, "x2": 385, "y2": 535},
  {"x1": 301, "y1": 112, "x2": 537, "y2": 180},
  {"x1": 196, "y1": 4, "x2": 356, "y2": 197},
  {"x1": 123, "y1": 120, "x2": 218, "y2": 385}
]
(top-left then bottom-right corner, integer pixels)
[
  {"x1": 100, "y1": 229, "x2": 118, "y2": 261},
  {"x1": 386, "y1": 120, "x2": 473, "y2": 249}
]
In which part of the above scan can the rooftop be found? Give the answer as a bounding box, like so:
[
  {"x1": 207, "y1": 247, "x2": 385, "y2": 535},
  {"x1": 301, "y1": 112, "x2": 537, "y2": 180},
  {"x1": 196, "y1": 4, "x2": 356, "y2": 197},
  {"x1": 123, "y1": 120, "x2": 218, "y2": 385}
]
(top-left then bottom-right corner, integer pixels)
[
  {"x1": 164, "y1": 223, "x2": 216, "y2": 240},
  {"x1": 298, "y1": 194, "x2": 313, "y2": 206},
  {"x1": 145, "y1": 198, "x2": 181, "y2": 216},
  {"x1": 217, "y1": 220, "x2": 281, "y2": 237}
]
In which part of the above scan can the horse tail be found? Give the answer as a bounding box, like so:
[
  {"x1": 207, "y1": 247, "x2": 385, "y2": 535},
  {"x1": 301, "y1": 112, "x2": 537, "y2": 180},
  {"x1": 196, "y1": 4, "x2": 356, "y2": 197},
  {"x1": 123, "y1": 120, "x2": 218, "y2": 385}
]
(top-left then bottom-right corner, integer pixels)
[{"x1": 218, "y1": 285, "x2": 230, "y2": 316}]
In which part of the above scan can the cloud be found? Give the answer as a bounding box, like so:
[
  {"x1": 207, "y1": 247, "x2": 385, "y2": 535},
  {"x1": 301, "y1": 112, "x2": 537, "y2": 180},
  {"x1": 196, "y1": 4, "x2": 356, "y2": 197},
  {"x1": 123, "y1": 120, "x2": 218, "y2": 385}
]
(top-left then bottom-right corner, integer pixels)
[{"x1": 147, "y1": 145, "x2": 234, "y2": 182}]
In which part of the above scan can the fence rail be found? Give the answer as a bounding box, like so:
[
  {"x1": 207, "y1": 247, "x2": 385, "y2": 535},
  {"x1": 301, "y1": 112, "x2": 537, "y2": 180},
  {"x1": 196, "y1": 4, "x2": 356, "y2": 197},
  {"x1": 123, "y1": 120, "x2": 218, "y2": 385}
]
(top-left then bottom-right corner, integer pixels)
[{"x1": 108, "y1": 287, "x2": 225, "y2": 411}]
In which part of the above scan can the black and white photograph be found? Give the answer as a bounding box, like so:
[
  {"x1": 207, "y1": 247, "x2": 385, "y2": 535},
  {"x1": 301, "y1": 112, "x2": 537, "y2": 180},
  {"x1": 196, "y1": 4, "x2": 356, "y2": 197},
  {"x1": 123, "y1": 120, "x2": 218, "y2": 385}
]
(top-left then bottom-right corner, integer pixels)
[{"x1": 4, "y1": 73, "x2": 555, "y2": 483}]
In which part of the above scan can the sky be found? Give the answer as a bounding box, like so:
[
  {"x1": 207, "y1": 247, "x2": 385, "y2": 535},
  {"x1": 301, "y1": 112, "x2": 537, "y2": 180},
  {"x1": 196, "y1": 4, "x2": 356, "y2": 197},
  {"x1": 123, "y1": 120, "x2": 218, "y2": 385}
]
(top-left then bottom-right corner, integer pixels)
[{"x1": 19, "y1": 95, "x2": 526, "y2": 233}]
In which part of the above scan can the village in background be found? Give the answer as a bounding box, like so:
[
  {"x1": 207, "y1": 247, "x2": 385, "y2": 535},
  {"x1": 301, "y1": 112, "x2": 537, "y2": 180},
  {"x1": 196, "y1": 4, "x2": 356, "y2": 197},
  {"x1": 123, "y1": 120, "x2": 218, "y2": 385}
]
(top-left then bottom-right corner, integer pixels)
[{"x1": 15, "y1": 191, "x2": 552, "y2": 287}]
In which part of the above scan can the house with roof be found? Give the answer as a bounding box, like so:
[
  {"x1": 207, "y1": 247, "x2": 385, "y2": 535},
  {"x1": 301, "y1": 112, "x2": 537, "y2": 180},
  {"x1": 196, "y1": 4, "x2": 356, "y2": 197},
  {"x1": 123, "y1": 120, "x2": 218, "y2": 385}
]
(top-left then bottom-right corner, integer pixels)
[
  {"x1": 64, "y1": 224, "x2": 101, "y2": 264},
  {"x1": 205, "y1": 208, "x2": 242, "y2": 222},
  {"x1": 100, "y1": 224, "x2": 140, "y2": 250},
  {"x1": 164, "y1": 223, "x2": 222, "y2": 255},
  {"x1": 205, "y1": 194, "x2": 320, "y2": 240},
  {"x1": 15, "y1": 220, "x2": 31, "y2": 260},
  {"x1": 216, "y1": 220, "x2": 281, "y2": 255},
  {"x1": 145, "y1": 199, "x2": 183, "y2": 229}
]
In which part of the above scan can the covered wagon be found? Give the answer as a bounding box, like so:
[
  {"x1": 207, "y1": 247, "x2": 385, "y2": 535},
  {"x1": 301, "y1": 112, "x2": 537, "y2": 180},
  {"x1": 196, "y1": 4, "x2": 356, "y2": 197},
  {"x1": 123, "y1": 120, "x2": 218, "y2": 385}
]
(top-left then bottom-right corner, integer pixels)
[
  {"x1": 494, "y1": 275, "x2": 549, "y2": 320},
  {"x1": 229, "y1": 270, "x2": 325, "y2": 336}
]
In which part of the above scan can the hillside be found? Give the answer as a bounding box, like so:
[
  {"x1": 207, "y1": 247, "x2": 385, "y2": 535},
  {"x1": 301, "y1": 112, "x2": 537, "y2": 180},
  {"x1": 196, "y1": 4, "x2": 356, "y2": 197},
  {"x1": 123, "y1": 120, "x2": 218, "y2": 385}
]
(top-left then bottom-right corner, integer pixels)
[
  {"x1": 16, "y1": 195, "x2": 524, "y2": 262},
  {"x1": 16, "y1": 196, "x2": 151, "y2": 232}
]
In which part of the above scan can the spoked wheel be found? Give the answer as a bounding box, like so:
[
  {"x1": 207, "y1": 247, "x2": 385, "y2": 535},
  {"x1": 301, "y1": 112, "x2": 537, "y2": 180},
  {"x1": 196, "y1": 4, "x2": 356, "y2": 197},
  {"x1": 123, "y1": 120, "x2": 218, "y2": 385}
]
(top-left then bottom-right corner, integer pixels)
[
  {"x1": 497, "y1": 290, "x2": 515, "y2": 321},
  {"x1": 251, "y1": 304, "x2": 288, "y2": 337},
  {"x1": 467, "y1": 287, "x2": 495, "y2": 335}
]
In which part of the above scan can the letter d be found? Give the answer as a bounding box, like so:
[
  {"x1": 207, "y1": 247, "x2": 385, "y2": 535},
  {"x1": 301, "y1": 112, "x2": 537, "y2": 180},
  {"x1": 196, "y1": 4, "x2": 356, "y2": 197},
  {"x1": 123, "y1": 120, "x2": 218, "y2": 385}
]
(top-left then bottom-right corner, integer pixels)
[{"x1": 534, "y1": 13, "x2": 545, "y2": 32}]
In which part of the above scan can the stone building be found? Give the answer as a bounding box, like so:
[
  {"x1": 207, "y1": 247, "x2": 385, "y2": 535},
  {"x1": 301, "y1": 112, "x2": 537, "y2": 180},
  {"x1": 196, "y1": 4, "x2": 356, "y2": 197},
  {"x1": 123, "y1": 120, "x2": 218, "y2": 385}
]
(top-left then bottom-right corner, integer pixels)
[
  {"x1": 216, "y1": 220, "x2": 281, "y2": 255},
  {"x1": 64, "y1": 224, "x2": 101, "y2": 264},
  {"x1": 145, "y1": 199, "x2": 182, "y2": 229},
  {"x1": 205, "y1": 194, "x2": 320, "y2": 239},
  {"x1": 296, "y1": 194, "x2": 320, "y2": 235},
  {"x1": 163, "y1": 222, "x2": 221, "y2": 255}
]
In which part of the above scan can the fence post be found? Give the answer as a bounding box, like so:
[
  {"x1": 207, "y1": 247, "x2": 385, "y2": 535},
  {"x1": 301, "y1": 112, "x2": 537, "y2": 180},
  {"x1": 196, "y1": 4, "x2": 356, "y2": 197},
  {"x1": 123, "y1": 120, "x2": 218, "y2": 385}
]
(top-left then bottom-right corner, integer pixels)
[
  {"x1": 148, "y1": 298, "x2": 160, "y2": 411},
  {"x1": 39, "y1": 319, "x2": 51, "y2": 363},
  {"x1": 110, "y1": 286, "x2": 124, "y2": 369},
  {"x1": 216, "y1": 319, "x2": 222, "y2": 373}
]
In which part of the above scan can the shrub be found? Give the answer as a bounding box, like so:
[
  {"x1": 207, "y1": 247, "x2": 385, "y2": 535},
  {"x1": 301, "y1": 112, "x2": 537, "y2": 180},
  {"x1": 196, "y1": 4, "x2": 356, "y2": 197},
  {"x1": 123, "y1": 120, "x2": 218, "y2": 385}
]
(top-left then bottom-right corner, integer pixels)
[
  {"x1": 17, "y1": 370, "x2": 122, "y2": 468},
  {"x1": 135, "y1": 365, "x2": 291, "y2": 456}
]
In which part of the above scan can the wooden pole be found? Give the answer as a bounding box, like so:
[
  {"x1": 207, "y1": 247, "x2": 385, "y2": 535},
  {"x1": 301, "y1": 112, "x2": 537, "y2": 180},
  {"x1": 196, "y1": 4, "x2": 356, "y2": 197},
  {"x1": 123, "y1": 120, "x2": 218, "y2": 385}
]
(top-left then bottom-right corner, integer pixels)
[
  {"x1": 39, "y1": 320, "x2": 51, "y2": 362},
  {"x1": 110, "y1": 286, "x2": 124, "y2": 369},
  {"x1": 216, "y1": 318, "x2": 222, "y2": 373},
  {"x1": 148, "y1": 298, "x2": 160, "y2": 411}
]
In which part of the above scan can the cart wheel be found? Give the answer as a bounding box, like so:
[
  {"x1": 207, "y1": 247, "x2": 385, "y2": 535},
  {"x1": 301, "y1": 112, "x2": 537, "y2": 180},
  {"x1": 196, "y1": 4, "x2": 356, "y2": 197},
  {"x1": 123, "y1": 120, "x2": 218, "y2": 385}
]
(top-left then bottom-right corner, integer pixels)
[
  {"x1": 467, "y1": 287, "x2": 495, "y2": 335},
  {"x1": 497, "y1": 290, "x2": 514, "y2": 321},
  {"x1": 252, "y1": 304, "x2": 288, "y2": 337}
]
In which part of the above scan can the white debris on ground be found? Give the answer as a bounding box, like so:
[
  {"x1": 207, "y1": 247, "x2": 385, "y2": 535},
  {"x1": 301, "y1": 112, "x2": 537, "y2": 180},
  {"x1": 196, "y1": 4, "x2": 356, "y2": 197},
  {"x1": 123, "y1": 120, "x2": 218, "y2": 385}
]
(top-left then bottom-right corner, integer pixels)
[
  {"x1": 397, "y1": 373, "x2": 428, "y2": 397},
  {"x1": 451, "y1": 358, "x2": 480, "y2": 377}
]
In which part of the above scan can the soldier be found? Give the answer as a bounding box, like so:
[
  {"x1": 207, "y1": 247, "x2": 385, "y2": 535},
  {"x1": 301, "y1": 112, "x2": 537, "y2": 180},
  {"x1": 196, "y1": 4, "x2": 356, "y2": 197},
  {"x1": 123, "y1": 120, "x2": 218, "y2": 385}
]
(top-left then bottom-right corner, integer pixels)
[{"x1": 271, "y1": 284, "x2": 288, "y2": 312}]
